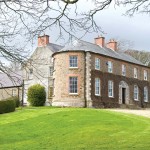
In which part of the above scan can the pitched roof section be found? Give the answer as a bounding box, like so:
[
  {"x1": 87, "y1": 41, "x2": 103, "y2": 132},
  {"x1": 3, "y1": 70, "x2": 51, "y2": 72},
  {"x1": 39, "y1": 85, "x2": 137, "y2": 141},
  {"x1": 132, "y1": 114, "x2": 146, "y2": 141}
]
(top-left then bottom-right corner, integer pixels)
[
  {"x1": 47, "y1": 43, "x2": 63, "y2": 52},
  {"x1": 59, "y1": 40, "x2": 145, "y2": 66},
  {"x1": 0, "y1": 71, "x2": 23, "y2": 88}
]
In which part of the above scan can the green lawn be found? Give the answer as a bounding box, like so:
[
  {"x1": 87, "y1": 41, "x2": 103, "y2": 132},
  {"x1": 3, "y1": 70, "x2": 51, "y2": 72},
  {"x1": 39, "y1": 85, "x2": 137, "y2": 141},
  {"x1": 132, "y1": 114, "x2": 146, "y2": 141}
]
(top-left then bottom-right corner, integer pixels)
[{"x1": 0, "y1": 107, "x2": 150, "y2": 150}]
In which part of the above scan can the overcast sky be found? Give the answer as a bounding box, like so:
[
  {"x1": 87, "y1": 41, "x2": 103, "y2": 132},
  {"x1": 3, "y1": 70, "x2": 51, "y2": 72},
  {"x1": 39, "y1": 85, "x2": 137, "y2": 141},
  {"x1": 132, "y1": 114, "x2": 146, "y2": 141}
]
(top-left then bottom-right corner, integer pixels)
[
  {"x1": 30, "y1": 1, "x2": 150, "y2": 52},
  {"x1": 51, "y1": 2, "x2": 150, "y2": 51}
]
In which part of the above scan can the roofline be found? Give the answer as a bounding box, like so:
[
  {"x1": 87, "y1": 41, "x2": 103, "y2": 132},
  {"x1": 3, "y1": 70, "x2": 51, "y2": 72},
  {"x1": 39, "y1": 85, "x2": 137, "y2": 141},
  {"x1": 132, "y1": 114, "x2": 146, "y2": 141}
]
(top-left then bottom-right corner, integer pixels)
[
  {"x1": 52, "y1": 50, "x2": 150, "y2": 69},
  {"x1": 0, "y1": 85, "x2": 22, "y2": 89}
]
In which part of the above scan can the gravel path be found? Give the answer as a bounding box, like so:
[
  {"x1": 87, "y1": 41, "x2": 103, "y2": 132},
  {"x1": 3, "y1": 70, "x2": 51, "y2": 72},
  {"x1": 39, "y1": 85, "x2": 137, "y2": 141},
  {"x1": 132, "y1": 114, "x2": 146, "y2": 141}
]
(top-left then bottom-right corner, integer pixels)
[{"x1": 108, "y1": 109, "x2": 150, "y2": 118}]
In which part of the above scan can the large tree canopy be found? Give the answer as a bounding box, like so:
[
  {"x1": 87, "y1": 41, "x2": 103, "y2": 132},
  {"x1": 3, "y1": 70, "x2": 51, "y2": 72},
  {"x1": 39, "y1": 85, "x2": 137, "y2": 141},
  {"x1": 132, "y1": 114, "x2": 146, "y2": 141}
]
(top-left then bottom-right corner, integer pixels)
[{"x1": 0, "y1": 0, "x2": 149, "y2": 74}]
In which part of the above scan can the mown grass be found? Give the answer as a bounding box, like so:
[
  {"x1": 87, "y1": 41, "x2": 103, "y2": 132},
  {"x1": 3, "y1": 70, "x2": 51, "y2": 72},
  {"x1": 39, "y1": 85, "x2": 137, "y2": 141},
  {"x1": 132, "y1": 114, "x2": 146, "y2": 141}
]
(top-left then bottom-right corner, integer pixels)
[{"x1": 0, "y1": 107, "x2": 150, "y2": 150}]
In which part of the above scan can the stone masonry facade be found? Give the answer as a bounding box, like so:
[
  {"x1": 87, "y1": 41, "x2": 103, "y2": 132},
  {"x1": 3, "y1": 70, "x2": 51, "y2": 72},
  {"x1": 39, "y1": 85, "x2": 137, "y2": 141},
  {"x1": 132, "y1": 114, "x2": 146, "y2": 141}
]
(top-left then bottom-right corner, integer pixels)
[{"x1": 24, "y1": 35, "x2": 150, "y2": 108}]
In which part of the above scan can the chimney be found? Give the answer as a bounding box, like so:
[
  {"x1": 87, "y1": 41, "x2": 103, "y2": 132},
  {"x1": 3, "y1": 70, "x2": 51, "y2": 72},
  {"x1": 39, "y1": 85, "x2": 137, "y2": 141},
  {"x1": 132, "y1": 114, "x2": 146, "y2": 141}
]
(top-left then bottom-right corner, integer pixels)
[
  {"x1": 94, "y1": 36, "x2": 105, "y2": 47},
  {"x1": 38, "y1": 35, "x2": 49, "y2": 47},
  {"x1": 107, "y1": 39, "x2": 117, "y2": 51}
]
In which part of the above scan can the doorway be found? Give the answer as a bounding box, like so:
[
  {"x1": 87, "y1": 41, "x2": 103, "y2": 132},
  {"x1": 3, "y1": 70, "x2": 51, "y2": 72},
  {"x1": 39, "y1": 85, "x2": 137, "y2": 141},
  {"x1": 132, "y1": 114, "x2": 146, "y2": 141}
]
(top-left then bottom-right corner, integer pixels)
[
  {"x1": 119, "y1": 81, "x2": 129, "y2": 105},
  {"x1": 122, "y1": 88, "x2": 126, "y2": 104}
]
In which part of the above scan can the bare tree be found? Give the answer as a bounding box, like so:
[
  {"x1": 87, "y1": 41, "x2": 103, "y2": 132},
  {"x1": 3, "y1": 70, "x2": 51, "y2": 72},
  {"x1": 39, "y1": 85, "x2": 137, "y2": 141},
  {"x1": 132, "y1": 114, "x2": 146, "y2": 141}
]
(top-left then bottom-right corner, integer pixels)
[
  {"x1": 125, "y1": 50, "x2": 150, "y2": 67},
  {"x1": 0, "y1": 0, "x2": 150, "y2": 76}
]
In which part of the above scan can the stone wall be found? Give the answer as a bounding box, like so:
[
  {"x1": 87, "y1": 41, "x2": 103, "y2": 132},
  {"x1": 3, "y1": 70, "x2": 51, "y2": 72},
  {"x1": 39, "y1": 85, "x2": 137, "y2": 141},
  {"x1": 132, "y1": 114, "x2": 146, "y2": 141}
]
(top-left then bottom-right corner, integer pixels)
[
  {"x1": 53, "y1": 51, "x2": 86, "y2": 107},
  {"x1": 23, "y1": 46, "x2": 54, "y2": 105}
]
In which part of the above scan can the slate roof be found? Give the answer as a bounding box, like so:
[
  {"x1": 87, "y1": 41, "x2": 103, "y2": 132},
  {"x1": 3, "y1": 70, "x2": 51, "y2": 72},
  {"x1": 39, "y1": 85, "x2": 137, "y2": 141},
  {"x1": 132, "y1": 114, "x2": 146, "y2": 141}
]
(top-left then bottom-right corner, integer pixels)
[
  {"x1": 59, "y1": 40, "x2": 145, "y2": 66},
  {"x1": 0, "y1": 71, "x2": 23, "y2": 88},
  {"x1": 47, "y1": 43, "x2": 64, "y2": 52}
]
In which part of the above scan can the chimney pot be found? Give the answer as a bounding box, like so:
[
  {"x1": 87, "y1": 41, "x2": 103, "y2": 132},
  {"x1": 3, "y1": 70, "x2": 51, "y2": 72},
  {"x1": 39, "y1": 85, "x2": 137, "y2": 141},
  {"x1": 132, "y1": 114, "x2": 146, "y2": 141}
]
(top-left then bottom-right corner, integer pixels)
[
  {"x1": 94, "y1": 36, "x2": 105, "y2": 47},
  {"x1": 107, "y1": 39, "x2": 117, "y2": 51},
  {"x1": 38, "y1": 35, "x2": 49, "y2": 47}
]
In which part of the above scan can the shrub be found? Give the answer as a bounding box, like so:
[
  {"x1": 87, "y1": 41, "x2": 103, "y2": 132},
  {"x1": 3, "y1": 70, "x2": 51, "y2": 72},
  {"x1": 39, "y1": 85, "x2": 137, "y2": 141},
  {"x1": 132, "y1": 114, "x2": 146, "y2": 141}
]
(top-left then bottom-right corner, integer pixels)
[
  {"x1": 27, "y1": 84, "x2": 46, "y2": 106},
  {"x1": 0, "y1": 99, "x2": 16, "y2": 114},
  {"x1": 5, "y1": 97, "x2": 20, "y2": 107}
]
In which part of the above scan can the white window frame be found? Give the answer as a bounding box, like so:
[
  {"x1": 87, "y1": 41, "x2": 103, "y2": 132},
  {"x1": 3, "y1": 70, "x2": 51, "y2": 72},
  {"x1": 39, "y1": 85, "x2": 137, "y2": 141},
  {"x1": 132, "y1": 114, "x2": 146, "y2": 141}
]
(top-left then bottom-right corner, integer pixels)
[
  {"x1": 29, "y1": 68, "x2": 33, "y2": 79},
  {"x1": 12, "y1": 89, "x2": 17, "y2": 97},
  {"x1": 144, "y1": 70, "x2": 148, "y2": 81},
  {"x1": 49, "y1": 66, "x2": 54, "y2": 76},
  {"x1": 144, "y1": 86, "x2": 148, "y2": 102},
  {"x1": 122, "y1": 64, "x2": 126, "y2": 76},
  {"x1": 69, "y1": 56, "x2": 78, "y2": 68},
  {"x1": 108, "y1": 80, "x2": 114, "y2": 97},
  {"x1": 134, "y1": 68, "x2": 138, "y2": 78},
  {"x1": 95, "y1": 58, "x2": 100, "y2": 70},
  {"x1": 108, "y1": 61, "x2": 113, "y2": 73},
  {"x1": 134, "y1": 85, "x2": 139, "y2": 101},
  {"x1": 69, "y1": 77, "x2": 78, "y2": 94},
  {"x1": 95, "y1": 78, "x2": 100, "y2": 96}
]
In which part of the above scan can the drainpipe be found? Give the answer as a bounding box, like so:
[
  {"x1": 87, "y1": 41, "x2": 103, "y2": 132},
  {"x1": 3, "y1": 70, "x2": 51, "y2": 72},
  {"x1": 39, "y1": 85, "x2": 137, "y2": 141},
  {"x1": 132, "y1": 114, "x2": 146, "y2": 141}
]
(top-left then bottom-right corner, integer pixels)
[{"x1": 22, "y1": 80, "x2": 24, "y2": 106}]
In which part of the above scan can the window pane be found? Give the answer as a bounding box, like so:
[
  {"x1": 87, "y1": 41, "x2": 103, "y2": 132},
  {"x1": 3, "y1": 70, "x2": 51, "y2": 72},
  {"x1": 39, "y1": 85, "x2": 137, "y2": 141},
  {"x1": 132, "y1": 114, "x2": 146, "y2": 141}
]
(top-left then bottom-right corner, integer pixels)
[
  {"x1": 95, "y1": 58, "x2": 100, "y2": 70},
  {"x1": 108, "y1": 61, "x2": 113, "y2": 73},
  {"x1": 144, "y1": 87, "x2": 148, "y2": 102},
  {"x1": 134, "y1": 68, "x2": 137, "y2": 78},
  {"x1": 134, "y1": 85, "x2": 138, "y2": 100},
  {"x1": 95, "y1": 78, "x2": 100, "y2": 95},
  {"x1": 144, "y1": 70, "x2": 148, "y2": 80},
  {"x1": 69, "y1": 56, "x2": 78, "y2": 67},
  {"x1": 122, "y1": 65, "x2": 126, "y2": 76},
  {"x1": 69, "y1": 77, "x2": 78, "y2": 93},
  {"x1": 49, "y1": 67, "x2": 53, "y2": 76},
  {"x1": 108, "y1": 81, "x2": 113, "y2": 97}
]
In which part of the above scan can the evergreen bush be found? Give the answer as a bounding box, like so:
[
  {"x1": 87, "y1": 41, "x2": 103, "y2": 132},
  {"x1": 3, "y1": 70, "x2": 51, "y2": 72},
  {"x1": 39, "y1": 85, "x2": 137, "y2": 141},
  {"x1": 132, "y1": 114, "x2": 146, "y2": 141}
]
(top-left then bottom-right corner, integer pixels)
[
  {"x1": 27, "y1": 84, "x2": 46, "y2": 106},
  {"x1": 0, "y1": 99, "x2": 16, "y2": 114}
]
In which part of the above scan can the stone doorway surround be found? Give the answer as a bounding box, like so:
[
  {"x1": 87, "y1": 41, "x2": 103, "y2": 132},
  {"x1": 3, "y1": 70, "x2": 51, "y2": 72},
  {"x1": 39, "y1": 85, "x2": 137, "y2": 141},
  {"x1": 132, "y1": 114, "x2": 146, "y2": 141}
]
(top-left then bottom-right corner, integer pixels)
[{"x1": 119, "y1": 81, "x2": 130, "y2": 104}]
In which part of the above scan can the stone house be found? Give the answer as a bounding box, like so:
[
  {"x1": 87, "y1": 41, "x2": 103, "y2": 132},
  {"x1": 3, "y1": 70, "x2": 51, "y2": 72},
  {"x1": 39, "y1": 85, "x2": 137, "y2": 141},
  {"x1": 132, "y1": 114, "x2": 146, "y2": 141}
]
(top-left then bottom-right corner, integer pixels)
[
  {"x1": 24, "y1": 35, "x2": 150, "y2": 108},
  {"x1": 23, "y1": 35, "x2": 63, "y2": 105},
  {"x1": 0, "y1": 71, "x2": 22, "y2": 101},
  {"x1": 52, "y1": 37, "x2": 150, "y2": 108}
]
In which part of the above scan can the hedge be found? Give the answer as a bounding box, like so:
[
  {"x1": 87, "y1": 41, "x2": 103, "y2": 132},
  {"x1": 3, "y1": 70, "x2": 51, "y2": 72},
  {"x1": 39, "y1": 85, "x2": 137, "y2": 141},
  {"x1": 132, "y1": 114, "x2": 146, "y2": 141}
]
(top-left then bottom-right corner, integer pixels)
[
  {"x1": 0, "y1": 99, "x2": 16, "y2": 114},
  {"x1": 27, "y1": 84, "x2": 46, "y2": 106},
  {"x1": 6, "y1": 97, "x2": 20, "y2": 107}
]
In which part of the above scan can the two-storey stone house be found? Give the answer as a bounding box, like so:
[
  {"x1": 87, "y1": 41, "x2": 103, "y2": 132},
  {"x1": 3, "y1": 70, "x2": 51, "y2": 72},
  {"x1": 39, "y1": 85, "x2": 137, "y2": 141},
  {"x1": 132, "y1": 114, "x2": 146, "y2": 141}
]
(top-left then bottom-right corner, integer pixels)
[
  {"x1": 52, "y1": 37, "x2": 150, "y2": 108},
  {"x1": 23, "y1": 35, "x2": 150, "y2": 108},
  {"x1": 23, "y1": 35, "x2": 63, "y2": 105}
]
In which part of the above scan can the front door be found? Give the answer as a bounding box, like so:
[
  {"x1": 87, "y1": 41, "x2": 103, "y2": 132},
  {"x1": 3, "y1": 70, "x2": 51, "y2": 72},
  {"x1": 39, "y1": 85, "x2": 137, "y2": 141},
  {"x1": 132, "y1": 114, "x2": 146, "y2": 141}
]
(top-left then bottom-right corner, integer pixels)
[{"x1": 122, "y1": 88, "x2": 126, "y2": 104}]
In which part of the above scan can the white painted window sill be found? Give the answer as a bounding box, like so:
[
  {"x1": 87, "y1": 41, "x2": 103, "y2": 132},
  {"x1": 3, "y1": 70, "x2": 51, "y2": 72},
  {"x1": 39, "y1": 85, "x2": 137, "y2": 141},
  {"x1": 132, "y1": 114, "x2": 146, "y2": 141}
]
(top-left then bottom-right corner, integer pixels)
[
  {"x1": 69, "y1": 93, "x2": 78, "y2": 95},
  {"x1": 108, "y1": 96, "x2": 114, "y2": 98},
  {"x1": 95, "y1": 94, "x2": 101, "y2": 96},
  {"x1": 69, "y1": 67, "x2": 78, "y2": 69}
]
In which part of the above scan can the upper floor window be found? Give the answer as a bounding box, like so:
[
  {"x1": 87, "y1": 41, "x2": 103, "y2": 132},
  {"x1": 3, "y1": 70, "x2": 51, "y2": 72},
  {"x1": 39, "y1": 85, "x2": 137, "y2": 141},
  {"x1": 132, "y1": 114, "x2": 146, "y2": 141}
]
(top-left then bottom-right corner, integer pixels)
[
  {"x1": 69, "y1": 56, "x2": 78, "y2": 68},
  {"x1": 69, "y1": 77, "x2": 78, "y2": 94},
  {"x1": 134, "y1": 68, "x2": 138, "y2": 78},
  {"x1": 29, "y1": 68, "x2": 33, "y2": 79},
  {"x1": 108, "y1": 61, "x2": 113, "y2": 73},
  {"x1": 95, "y1": 78, "x2": 100, "y2": 96},
  {"x1": 108, "y1": 80, "x2": 114, "y2": 97},
  {"x1": 49, "y1": 66, "x2": 53, "y2": 76},
  {"x1": 122, "y1": 64, "x2": 126, "y2": 76},
  {"x1": 144, "y1": 86, "x2": 148, "y2": 102},
  {"x1": 134, "y1": 85, "x2": 139, "y2": 101},
  {"x1": 95, "y1": 58, "x2": 100, "y2": 70},
  {"x1": 144, "y1": 70, "x2": 148, "y2": 81}
]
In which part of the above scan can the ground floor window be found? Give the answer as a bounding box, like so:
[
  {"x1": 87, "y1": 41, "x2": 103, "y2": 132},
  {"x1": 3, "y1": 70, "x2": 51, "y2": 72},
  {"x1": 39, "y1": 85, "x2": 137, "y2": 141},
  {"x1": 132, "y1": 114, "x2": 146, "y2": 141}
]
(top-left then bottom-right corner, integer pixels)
[
  {"x1": 69, "y1": 77, "x2": 78, "y2": 94},
  {"x1": 95, "y1": 78, "x2": 100, "y2": 96},
  {"x1": 108, "y1": 80, "x2": 114, "y2": 97},
  {"x1": 134, "y1": 85, "x2": 139, "y2": 101},
  {"x1": 144, "y1": 86, "x2": 148, "y2": 102},
  {"x1": 12, "y1": 89, "x2": 17, "y2": 96}
]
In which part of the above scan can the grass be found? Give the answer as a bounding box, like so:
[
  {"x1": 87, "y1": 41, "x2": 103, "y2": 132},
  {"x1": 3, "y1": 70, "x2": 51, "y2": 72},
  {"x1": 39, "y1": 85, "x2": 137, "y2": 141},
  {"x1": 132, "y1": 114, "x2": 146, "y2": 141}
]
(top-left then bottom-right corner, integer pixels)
[{"x1": 0, "y1": 107, "x2": 150, "y2": 150}]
